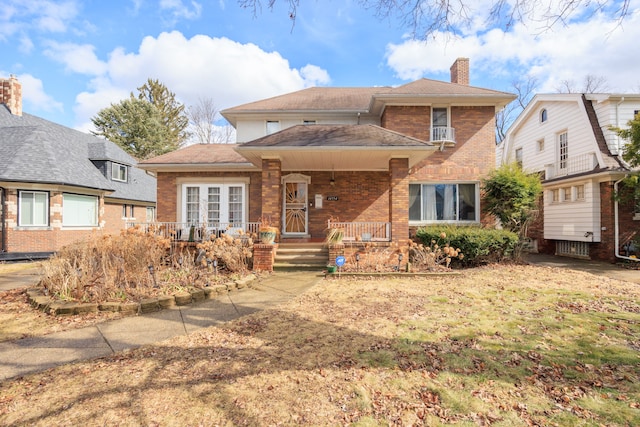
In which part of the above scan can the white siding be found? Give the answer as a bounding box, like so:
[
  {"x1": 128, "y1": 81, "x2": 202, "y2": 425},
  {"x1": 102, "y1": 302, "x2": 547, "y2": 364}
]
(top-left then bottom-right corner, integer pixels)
[
  {"x1": 235, "y1": 115, "x2": 374, "y2": 142},
  {"x1": 543, "y1": 179, "x2": 601, "y2": 242},
  {"x1": 592, "y1": 98, "x2": 640, "y2": 155}
]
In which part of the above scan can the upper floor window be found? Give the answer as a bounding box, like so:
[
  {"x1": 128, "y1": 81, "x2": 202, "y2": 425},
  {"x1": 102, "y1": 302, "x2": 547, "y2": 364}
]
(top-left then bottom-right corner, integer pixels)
[
  {"x1": 432, "y1": 108, "x2": 448, "y2": 127},
  {"x1": 112, "y1": 163, "x2": 127, "y2": 182},
  {"x1": 266, "y1": 121, "x2": 281, "y2": 135},
  {"x1": 19, "y1": 191, "x2": 48, "y2": 227},
  {"x1": 540, "y1": 109, "x2": 548, "y2": 123},
  {"x1": 409, "y1": 183, "x2": 478, "y2": 223},
  {"x1": 558, "y1": 131, "x2": 568, "y2": 170},
  {"x1": 303, "y1": 120, "x2": 316, "y2": 125}
]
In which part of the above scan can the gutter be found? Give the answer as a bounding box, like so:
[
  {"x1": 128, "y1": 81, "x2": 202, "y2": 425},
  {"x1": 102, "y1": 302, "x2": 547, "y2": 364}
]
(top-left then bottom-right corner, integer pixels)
[{"x1": 614, "y1": 177, "x2": 639, "y2": 262}]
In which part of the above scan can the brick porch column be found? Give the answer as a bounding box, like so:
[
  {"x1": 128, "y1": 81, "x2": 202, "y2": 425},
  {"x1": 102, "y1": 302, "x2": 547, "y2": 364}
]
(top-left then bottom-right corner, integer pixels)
[
  {"x1": 389, "y1": 158, "x2": 409, "y2": 246},
  {"x1": 261, "y1": 158, "x2": 282, "y2": 232}
]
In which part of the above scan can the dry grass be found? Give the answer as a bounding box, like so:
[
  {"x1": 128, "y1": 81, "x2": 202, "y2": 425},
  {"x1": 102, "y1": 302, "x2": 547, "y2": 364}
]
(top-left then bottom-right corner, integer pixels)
[{"x1": 0, "y1": 264, "x2": 639, "y2": 426}]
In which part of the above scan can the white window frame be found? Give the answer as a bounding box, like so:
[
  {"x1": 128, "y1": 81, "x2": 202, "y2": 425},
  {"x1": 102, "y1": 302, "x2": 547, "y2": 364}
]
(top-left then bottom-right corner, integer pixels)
[
  {"x1": 515, "y1": 147, "x2": 523, "y2": 167},
  {"x1": 181, "y1": 183, "x2": 247, "y2": 226},
  {"x1": 558, "y1": 131, "x2": 568, "y2": 171},
  {"x1": 266, "y1": 120, "x2": 281, "y2": 135},
  {"x1": 146, "y1": 207, "x2": 155, "y2": 222},
  {"x1": 112, "y1": 163, "x2": 128, "y2": 182},
  {"x1": 18, "y1": 191, "x2": 49, "y2": 227},
  {"x1": 409, "y1": 182, "x2": 479, "y2": 224},
  {"x1": 63, "y1": 193, "x2": 98, "y2": 227},
  {"x1": 540, "y1": 108, "x2": 548, "y2": 123}
]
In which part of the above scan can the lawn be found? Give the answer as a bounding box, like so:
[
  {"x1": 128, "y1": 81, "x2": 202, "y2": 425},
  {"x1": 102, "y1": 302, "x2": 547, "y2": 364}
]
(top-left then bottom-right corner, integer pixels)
[{"x1": 0, "y1": 264, "x2": 638, "y2": 426}]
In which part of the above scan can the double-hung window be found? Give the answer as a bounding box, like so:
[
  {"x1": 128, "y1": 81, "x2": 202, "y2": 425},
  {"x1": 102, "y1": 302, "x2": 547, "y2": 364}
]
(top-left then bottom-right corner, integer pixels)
[
  {"x1": 266, "y1": 121, "x2": 281, "y2": 135},
  {"x1": 409, "y1": 183, "x2": 478, "y2": 223},
  {"x1": 63, "y1": 194, "x2": 98, "y2": 227},
  {"x1": 112, "y1": 163, "x2": 127, "y2": 182},
  {"x1": 19, "y1": 191, "x2": 49, "y2": 226},
  {"x1": 182, "y1": 183, "x2": 246, "y2": 227}
]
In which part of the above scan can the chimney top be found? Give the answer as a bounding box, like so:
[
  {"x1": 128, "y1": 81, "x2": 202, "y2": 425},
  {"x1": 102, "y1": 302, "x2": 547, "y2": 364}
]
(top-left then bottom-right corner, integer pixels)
[
  {"x1": 1, "y1": 75, "x2": 23, "y2": 116},
  {"x1": 450, "y1": 57, "x2": 469, "y2": 86}
]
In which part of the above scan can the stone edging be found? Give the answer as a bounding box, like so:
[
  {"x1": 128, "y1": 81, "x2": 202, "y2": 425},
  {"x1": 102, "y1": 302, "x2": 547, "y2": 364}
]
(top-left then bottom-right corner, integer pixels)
[
  {"x1": 25, "y1": 275, "x2": 257, "y2": 316},
  {"x1": 325, "y1": 271, "x2": 462, "y2": 278}
]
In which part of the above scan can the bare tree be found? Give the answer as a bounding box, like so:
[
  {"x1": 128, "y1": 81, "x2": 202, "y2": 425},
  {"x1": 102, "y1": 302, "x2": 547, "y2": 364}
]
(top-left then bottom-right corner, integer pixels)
[
  {"x1": 238, "y1": 0, "x2": 631, "y2": 39},
  {"x1": 556, "y1": 74, "x2": 609, "y2": 93},
  {"x1": 496, "y1": 76, "x2": 538, "y2": 143},
  {"x1": 187, "y1": 98, "x2": 235, "y2": 144}
]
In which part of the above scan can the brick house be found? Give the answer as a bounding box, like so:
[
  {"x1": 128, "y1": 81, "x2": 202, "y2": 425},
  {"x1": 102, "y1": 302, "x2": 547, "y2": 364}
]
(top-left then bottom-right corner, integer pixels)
[
  {"x1": 0, "y1": 76, "x2": 156, "y2": 260},
  {"x1": 499, "y1": 92, "x2": 640, "y2": 263},
  {"x1": 139, "y1": 58, "x2": 515, "y2": 270}
]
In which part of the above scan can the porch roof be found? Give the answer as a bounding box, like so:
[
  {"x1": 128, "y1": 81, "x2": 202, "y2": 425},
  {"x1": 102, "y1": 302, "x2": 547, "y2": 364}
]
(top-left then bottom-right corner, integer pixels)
[{"x1": 235, "y1": 124, "x2": 437, "y2": 171}]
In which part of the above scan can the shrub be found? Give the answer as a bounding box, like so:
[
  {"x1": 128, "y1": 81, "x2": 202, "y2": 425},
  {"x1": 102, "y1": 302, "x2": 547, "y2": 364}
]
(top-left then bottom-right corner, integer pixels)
[
  {"x1": 414, "y1": 226, "x2": 518, "y2": 267},
  {"x1": 197, "y1": 231, "x2": 253, "y2": 273},
  {"x1": 41, "y1": 227, "x2": 171, "y2": 302}
]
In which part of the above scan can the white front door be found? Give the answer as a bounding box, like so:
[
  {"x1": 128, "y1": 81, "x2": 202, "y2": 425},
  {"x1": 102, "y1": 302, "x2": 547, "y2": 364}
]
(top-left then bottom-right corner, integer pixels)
[{"x1": 283, "y1": 181, "x2": 308, "y2": 235}]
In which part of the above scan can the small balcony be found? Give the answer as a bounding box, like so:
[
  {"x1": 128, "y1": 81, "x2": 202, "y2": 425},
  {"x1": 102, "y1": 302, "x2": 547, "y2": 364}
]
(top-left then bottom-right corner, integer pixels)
[
  {"x1": 430, "y1": 126, "x2": 456, "y2": 146},
  {"x1": 545, "y1": 152, "x2": 598, "y2": 179}
]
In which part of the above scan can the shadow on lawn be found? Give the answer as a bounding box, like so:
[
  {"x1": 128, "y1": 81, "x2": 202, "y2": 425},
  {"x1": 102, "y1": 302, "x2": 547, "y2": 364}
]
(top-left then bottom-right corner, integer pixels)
[{"x1": 7, "y1": 296, "x2": 640, "y2": 426}]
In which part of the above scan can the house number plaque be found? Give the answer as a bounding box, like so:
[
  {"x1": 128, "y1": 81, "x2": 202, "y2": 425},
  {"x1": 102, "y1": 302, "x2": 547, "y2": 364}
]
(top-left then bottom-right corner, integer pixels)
[{"x1": 326, "y1": 196, "x2": 339, "y2": 201}]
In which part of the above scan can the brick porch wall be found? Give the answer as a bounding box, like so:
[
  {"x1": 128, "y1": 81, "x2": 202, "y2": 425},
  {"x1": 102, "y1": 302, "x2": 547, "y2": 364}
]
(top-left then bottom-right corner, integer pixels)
[
  {"x1": 262, "y1": 159, "x2": 282, "y2": 231},
  {"x1": 389, "y1": 158, "x2": 409, "y2": 245}
]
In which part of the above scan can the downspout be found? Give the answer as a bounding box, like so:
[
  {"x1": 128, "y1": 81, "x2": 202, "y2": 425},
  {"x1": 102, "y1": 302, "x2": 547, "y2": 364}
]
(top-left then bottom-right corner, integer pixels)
[
  {"x1": 614, "y1": 177, "x2": 639, "y2": 262},
  {"x1": 0, "y1": 187, "x2": 5, "y2": 253}
]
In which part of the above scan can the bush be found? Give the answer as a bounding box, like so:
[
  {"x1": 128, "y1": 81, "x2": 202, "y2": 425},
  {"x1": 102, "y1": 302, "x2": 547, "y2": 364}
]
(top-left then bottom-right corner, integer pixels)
[{"x1": 414, "y1": 226, "x2": 518, "y2": 267}]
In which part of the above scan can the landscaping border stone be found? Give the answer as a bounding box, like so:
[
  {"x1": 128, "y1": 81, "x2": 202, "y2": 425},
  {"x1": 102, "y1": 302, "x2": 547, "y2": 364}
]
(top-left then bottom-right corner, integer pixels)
[{"x1": 25, "y1": 274, "x2": 257, "y2": 316}]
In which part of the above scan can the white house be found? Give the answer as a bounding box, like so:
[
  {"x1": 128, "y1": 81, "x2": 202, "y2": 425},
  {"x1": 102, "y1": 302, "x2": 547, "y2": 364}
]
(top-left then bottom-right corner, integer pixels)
[{"x1": 500, "y1": 93, "x2": 639, "y2": 262}]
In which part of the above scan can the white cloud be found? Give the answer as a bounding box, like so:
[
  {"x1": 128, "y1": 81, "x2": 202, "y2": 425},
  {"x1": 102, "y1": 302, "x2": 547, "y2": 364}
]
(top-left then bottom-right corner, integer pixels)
[
  {"x1": 71, "y1": 31, "x2": 330, "y2": 130},
  {"x1": 160, "y1": 0, "x2": 202, "y2": 21},
  {"x1": 4, "y1": 72, "x2": 64, "y2": 113},
  {"x1": 385, "y1": 6, "x2": 640, "y2": 93},
  {"x1": 0, "y1": 0, "x2": 79, "y2": 40},
  {"x1": 43, "y1": 42, "x2": 108, "y2": 75}
]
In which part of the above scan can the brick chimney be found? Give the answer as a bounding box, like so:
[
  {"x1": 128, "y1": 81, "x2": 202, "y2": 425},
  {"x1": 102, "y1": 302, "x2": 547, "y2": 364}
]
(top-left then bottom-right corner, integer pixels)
[
  {"x1": 450, "y1": 58, "x2": 469, "y2": 86},
  {"x1": 0, "y1": 75, "x2": 23, "y2": 116}
]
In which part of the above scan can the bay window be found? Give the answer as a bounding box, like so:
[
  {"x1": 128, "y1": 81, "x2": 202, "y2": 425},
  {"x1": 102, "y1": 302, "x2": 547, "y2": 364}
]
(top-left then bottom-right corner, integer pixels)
[{"x1": 409, "y1": 183, "x2": 478, "y2": 223}]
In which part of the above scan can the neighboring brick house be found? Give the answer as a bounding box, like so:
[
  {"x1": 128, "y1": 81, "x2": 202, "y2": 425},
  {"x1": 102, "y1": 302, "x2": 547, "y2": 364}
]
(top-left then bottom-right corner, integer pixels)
[
  {"x1": 139, "y1": 58, "x2": 515, "y2": 268},
  {"x1": 499, "y1": 92, "x2": 640, "y2": 263},
  {"x1": 0, "y1": 76, "x2": 156, "y2": 259}
]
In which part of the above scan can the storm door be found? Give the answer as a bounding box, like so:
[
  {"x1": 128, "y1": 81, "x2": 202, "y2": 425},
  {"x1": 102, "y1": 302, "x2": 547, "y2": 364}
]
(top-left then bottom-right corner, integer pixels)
[{"x1": 283, "y1": 181, "x2": 308, "y2": 235}]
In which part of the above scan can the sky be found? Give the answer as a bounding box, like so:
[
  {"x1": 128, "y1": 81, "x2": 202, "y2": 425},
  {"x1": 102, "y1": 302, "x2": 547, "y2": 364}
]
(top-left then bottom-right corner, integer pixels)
[{"x1": 2, "y1": 0, "x2": 640, "y2": 136}]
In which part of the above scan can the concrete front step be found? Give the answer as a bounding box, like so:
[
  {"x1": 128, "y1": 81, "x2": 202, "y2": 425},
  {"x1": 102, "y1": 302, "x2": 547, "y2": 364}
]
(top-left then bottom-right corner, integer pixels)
[{"x1": 274, "y1": 242, "x2": 328, "y2": 271}]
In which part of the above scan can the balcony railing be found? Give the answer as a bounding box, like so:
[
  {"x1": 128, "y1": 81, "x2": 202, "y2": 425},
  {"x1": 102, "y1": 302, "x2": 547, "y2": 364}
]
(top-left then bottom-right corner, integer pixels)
[
  {"x1": 327, "y1": 220, "x2": 391, "y2": 242},
  {"x1": 126, "y1": 221, "x2": 261, "y2": 242},
  {"x1": 545, "y1": 152, "x2": 598, "y2": 179},
  {"x1": 430, "y1": 126, "x2": 456, "y2": 144}
]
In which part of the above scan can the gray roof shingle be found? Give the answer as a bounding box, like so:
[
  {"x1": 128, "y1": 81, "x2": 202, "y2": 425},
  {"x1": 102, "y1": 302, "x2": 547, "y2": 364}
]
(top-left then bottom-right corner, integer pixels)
[{"x1": 0, "y1": 106, "x2": 155, "y2": 203}]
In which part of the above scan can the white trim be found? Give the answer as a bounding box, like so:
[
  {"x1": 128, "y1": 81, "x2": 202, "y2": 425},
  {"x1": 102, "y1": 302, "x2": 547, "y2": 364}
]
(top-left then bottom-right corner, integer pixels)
[{"x1": 179, "y1": 182, "x2": 247, "y2": 225}]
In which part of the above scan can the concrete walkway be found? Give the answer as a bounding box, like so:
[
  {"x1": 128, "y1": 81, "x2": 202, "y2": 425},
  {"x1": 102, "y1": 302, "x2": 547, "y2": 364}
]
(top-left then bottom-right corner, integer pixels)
[
  {"x1": 524, "y1": 253, "x2": 640, "y2": 284},
  {"x1": 0, "y1": 271, "x2": 324, "y2": 381}
]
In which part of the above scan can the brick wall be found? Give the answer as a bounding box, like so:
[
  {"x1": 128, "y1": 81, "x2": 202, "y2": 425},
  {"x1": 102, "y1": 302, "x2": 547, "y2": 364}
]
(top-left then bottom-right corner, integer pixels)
[
  {"x1": 1, "y1": 187, "x2": 151, "y2": 253},
  {"x1": 591, "y1": 180, "x2": 637, "y2": 263},
  {"x1": 389, "y1": 158, "x2": 409, "y2": 244},
  {"x1": 381, "y1": 106, "x2": 430, "y2": 141},
  {"x1": 261, "y1": 159, "x2": 282, "y2": 230}
]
